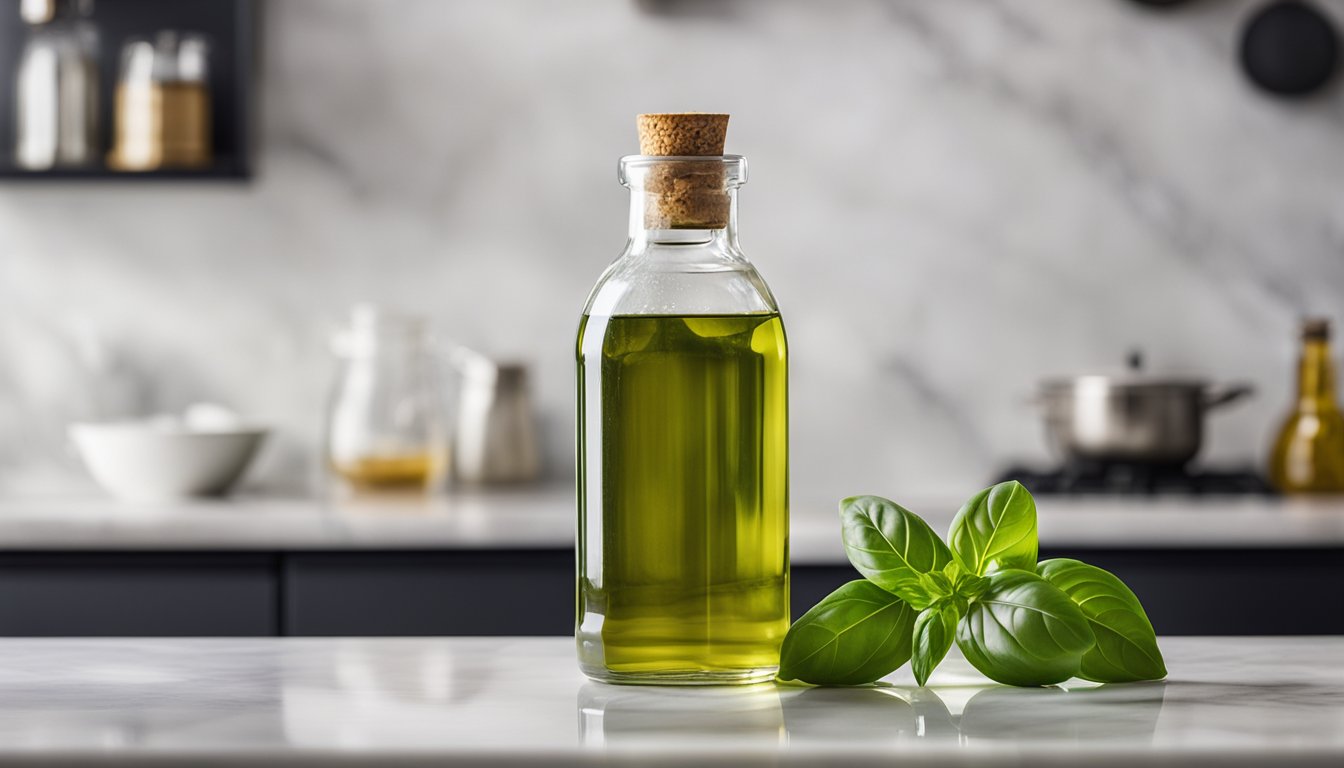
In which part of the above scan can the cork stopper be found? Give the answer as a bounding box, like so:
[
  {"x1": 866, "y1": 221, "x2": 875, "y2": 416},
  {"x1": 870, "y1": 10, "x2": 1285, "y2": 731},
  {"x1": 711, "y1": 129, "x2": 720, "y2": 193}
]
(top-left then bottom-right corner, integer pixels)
[
  {"x1": 1302, "y1": 317, "x2": 1331, "y2": 341},
  {"x1": 637, "y1": 113, "x2": 729, "y2": 156},
  {"x1": 636, "y1": 113, "x2": 731, "y2": 230}
]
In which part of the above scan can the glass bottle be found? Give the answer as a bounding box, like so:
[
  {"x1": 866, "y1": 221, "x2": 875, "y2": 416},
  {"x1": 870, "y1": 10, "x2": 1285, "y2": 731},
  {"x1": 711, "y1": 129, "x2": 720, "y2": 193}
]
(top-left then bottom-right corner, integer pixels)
[
  {"x1": 576, "y1": 152, "x2": 789, "y2": 685},
  {"x1": 109, "y1": 31, "x2": 212, "y2": 171},
  {"x1": 1268, "y1": 318, "x2": 1344, "y2": 493},
  {"x1": 325, "y1": 305, "x2": 450, "y2": 494},
  {"x1": 15, "y1": 0, "x2": 98, "y2": 170}
]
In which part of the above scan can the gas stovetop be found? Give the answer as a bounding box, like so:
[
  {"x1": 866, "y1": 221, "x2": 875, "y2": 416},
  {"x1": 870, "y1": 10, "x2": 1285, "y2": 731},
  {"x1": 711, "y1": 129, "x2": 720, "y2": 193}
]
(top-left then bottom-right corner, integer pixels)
[{"x1": 994, "y1": 463, "x2": 1277, "y2": 496}]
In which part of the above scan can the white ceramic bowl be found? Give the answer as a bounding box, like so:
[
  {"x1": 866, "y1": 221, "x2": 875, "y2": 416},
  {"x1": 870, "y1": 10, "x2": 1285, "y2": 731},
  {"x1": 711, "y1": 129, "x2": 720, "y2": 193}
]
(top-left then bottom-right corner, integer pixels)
[{"x1": 69, "y1": 421, "x2": 269, "y2": 501}]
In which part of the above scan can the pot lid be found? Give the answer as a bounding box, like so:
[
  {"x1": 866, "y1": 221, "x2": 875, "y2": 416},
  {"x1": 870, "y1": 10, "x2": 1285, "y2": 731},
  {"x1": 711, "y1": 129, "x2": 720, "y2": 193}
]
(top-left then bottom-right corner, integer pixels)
[
  {"x1": 1039, "y1": 351, "x2": 1214, "y2": 391},
  {"x1": 1038, "y1": 374, "x2": 1213, "y2": 392}
]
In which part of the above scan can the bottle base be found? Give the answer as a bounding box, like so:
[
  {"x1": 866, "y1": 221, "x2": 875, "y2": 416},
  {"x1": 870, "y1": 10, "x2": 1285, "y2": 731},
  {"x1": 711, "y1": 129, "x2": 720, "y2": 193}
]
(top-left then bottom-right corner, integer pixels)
[{"x1": 579, "y1": 663, "x2": 779, "y2": 687}]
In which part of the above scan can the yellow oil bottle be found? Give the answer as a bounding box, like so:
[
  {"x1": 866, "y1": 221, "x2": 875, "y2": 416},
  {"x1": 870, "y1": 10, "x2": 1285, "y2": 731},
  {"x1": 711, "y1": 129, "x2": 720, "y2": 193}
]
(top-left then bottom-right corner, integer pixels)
[{"x1": 1268, "y1": 318, "x2": 1344, "y2": 493}]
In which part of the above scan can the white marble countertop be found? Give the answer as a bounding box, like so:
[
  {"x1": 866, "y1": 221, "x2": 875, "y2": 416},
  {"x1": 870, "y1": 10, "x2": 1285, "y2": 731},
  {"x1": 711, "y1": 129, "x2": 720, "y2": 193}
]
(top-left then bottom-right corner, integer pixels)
[
  {"x1": 0, "y1": 636, "x2": 1338, "y2": 766},
  {"x1": 0, "y1": 488, "x2": 1342, "y2": 559}
]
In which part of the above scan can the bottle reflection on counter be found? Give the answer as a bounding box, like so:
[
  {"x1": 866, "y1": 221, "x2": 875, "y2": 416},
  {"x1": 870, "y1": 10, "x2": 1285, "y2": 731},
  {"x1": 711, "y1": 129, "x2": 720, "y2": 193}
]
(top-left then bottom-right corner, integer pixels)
[{"x1": 577, "y1": 679, "x2": 1167, "y2": 748}]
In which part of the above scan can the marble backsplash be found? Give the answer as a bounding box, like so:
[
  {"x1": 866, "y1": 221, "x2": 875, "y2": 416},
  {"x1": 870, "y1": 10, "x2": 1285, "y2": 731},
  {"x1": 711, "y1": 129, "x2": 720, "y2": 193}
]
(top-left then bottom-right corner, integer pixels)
[{"x1": 1, "y1": 0, "x2": 1341, "y2": 502}]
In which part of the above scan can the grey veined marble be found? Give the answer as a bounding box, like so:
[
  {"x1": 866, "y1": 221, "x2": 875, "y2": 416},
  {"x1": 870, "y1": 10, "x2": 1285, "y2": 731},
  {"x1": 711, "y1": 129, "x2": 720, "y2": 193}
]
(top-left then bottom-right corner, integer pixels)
[
  {"x1": 0, "y1": 637, "x2": 1338, "y2": 766},
  {"x1": 1, "y1": 0, "x2": 1343, "y2": 502}
]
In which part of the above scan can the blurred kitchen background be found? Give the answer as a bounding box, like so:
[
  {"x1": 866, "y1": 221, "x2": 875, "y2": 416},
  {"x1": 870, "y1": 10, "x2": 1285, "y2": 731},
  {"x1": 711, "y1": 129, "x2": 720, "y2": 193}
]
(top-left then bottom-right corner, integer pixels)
[
  {"x1": 0, "y1": 0, "x2": 1341, "y2": 639},
  {"x1": 3, "y1": 0, "x2": 1340, "y2": 500}
]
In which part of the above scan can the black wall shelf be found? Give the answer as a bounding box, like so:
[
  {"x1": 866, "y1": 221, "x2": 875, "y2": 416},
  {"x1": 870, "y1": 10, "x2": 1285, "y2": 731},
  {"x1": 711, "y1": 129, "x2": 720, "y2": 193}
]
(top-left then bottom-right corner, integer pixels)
[{"x1": 0, "y1": 0, "x2": 254, "y2": 181}]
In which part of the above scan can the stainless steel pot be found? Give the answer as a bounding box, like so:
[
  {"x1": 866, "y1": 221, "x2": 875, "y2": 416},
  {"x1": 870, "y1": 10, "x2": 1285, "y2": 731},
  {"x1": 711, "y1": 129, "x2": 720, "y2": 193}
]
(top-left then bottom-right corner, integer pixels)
[{"x1": 1037, "y1": 376, "x2": 1253, "y2": 466}]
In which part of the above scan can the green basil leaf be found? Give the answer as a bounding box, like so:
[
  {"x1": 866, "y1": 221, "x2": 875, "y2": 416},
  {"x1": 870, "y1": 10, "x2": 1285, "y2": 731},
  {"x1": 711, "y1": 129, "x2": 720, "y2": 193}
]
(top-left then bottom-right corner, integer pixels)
[
  {"x1": 840, "y1": 495, "x2": 952, "y2": 608},
  {"x1": 1037, "y1": 558, "x2": 1167, "y2": 683},
  {"x1": 912, "y1": 603, "x2": 959, "y2": 686},
  {"x1": 778, "y1": 580, "x2": 916, "y2": 686},
  {"x1": 955, "y1": 569, "x2": 1095, "y2": 687},
  {"x1": 947, "y1": 481, "x2": 1039, "y2": 576}
]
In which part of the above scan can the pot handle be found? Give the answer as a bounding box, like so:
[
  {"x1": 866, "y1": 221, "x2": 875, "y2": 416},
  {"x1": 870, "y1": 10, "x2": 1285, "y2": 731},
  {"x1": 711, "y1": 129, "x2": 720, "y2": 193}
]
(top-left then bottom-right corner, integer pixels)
[{"x1": 1204, "y1": 383, "x2": 1254, "y2": 409}]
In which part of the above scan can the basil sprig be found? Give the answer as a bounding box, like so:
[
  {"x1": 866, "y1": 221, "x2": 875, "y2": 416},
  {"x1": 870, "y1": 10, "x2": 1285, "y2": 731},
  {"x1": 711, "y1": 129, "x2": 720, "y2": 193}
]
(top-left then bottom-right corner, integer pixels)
[{"x1": 778, "y1": 480, "x2": 1166, "y2": 688}]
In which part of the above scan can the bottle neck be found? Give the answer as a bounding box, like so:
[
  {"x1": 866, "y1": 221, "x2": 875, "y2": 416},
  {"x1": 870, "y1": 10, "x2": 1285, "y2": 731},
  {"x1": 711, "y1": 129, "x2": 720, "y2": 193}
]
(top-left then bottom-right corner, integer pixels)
[
  {"x1": 626, "y1": 186, "x2": 741, "y2": 253},
  {"x1": 1296, "y1": 339, "x2": 1339, "y2": 410}
]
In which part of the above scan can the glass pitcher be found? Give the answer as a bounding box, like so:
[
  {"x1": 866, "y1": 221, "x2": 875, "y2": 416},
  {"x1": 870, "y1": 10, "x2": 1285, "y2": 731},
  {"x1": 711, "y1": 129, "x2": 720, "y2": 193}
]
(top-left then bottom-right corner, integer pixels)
[{"x1": 325, "y1": 306, "x2": 450, "y2": 494}]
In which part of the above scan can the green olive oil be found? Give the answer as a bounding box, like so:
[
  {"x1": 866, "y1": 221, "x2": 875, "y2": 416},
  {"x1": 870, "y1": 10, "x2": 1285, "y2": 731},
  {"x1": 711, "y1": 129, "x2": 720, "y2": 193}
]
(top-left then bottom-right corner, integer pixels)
[{"x1": 576, "y1": 313, "x2": 789, "y2": 684}]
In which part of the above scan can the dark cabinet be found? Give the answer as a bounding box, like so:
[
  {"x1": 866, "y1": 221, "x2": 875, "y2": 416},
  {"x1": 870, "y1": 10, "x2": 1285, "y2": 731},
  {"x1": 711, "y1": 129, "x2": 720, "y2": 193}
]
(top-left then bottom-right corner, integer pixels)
[
  {"x1": 282, "y1": 550, "x2": 574, "y2": 636},
  {"x1": 1063, "y1": 548, "x2": 1344, "y2": 636},
  {"x1": 0, "y1": 553, "x2": 277, "y2": 636},
  {"x1": 0, "y1": 547, "x2": 1338, "y2": 637}
]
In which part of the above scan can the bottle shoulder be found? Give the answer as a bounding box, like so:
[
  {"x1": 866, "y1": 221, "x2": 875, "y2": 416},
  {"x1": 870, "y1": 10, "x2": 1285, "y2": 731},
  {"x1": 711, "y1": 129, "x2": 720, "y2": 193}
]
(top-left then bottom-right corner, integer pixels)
[
  {"x1": 582, "y1": 242, "x2": 779, "y2": 318},
  {"x1": 1276, "y1": 406, "x2": 1344, "y2": 430}
]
